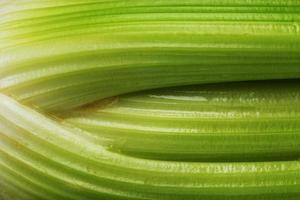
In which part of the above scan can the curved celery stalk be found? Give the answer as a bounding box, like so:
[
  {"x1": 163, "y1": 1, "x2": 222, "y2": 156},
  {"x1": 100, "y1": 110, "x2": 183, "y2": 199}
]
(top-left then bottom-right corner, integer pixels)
[
  {"x1": 65, "y1": 80, "x2": 300, "y2": 161},
  {"x1": 1, "y1": 1, "x2": 300, "y2": 113},
  {"x1": 0, "y1": 93, "x2": 299, "y2": 200}
]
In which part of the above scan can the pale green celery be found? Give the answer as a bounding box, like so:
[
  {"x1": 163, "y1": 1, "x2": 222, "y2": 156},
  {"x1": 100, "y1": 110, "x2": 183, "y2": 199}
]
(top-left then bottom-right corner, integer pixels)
[
  {"x1": 65, "y1": 80, "x2": 300, "y2": 161},
  {"x1": 1, "y1": 1, "x2": 300, "y2": 113},
  {"x1": 0, "y1": 93, "x2": 300, "y2": 200}
]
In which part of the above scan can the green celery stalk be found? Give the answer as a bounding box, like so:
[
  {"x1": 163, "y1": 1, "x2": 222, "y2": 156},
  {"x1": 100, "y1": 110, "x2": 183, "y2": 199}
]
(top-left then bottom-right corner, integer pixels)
[
  {"x1": 66, "y1": 80, "x2": 300, "y2": 161},
  {"x1": 1, "y1": 1, "x2": 300, "y2": 200},
  {"x1": 0, "y1": 93, "x2": 299, "y2": 200},
  {"x1": 1, "y1": 0, "x2": 300, "y2": 113}
]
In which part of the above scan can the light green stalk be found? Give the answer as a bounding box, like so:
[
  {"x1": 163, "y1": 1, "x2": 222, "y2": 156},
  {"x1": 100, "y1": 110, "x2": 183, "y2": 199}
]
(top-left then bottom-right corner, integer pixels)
[
  {"x1": 0, "y1": 93, "x2": 300, "y2": 200},
  {"x1": 1, "y1": 0, "x2": 300, "y2": 113},
  {"x1": 66, "y1": 80, "x2": 300, "y2": 161}
]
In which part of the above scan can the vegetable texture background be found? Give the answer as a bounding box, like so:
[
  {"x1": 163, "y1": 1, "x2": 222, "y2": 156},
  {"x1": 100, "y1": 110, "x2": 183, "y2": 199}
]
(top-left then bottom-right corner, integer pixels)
[{"x1": 0, "y1": 1, "x2": 300, "y2": 199}]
